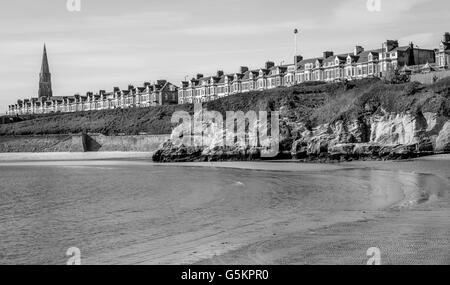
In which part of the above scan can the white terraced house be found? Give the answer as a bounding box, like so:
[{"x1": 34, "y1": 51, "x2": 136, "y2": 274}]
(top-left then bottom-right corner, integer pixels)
[
  {"x1": 7, "y1": 33, "x2": 449, "y2": 114},
  {"x1": 8, "y1": 81, "x2": 178, "y2": 115},
  {"x1": 436, "y1": 32, "x2": 450, "y2": 69},
  {"x1": 178, "y1": 36, "x2": 446, "y2": 104}
]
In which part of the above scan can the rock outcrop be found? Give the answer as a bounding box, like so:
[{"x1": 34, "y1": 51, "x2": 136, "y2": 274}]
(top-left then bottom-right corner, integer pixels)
[
  {"x1": 153, "y1": 78, "x2": 450, "y2": 163},
  {"x1": 153, "y1": 110, "x2": 450, "y2": 162},
  {"x1": 436, "y1": 121, "x2": 450, "y2": 152},
  {"x1": 289, "y1": 111, "x2": 446, "y2": 161}
]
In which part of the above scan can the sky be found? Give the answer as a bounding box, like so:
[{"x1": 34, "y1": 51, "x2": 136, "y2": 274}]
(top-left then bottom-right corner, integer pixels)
[{"x1": 0, "y1": 0, "x2": 449, "y2": 112}]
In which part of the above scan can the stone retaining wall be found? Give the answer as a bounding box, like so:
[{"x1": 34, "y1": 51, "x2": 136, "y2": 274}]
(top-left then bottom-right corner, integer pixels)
[{"x1": 0, "y1": 134, "x2": 170, "y2": 153}]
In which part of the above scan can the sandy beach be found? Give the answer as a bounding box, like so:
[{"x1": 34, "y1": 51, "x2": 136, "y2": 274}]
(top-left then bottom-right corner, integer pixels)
[
  {"x1": 197, "y1": 156, "x2": 450, "y2": 265},
  {"x1": 0, "y1": 153, "x2": 449, "y2": 265},
  {"x1": 0, "y1": 152, "x2": 154, "y2": 162}
]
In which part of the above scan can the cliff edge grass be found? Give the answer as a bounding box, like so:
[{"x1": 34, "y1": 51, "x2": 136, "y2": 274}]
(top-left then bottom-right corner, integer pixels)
[
  {"x1": 2, "y1": 77, "x2": 450, "y2": 162},
  {"x1": 0, "y1": 79, "x2": 393, "y2": 135}
]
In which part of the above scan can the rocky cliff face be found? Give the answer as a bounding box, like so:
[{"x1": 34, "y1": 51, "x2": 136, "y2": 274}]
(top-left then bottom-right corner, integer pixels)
[
  {"x1": 153, "y1": 110, "x2": 450, "y2": 162},
  {"x1": 289, "y1": 111, "x2": 450, "y2": 161},
  {"x1": 153, "y1": 78, "x2": 450, "y2": 162}
]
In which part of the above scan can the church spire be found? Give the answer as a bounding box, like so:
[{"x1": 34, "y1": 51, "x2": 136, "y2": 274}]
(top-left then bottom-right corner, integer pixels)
[
  {"x1": 38, "y1": 44, "x2": 52, "y2": 98},
  {"x1": 41, "y1": 44, "x2": 50, "y2": 74}
]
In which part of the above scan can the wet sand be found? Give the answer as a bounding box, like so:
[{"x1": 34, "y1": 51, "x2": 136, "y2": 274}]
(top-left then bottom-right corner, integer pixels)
[
  {"x1": 197, "y1": 156, "x2": 450, "y2": 265},
  {"x1": 1, "y1": 153, "x2": 449, "y2": 265},
  {"x1": 0, "y1": 152, "x2": 153, "y2": 162}
]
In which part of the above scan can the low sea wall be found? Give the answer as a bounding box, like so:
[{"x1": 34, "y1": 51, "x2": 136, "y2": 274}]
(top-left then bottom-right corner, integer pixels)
[
  {"x1": 0, "y1": 135, "x2": 84, "y2": 153},
  {"x1": 0, "y1": 134, "x2": 170, "y2": 153},
  {"x1": 85, "y1": 134, "x2": 170, "y2": 152}
]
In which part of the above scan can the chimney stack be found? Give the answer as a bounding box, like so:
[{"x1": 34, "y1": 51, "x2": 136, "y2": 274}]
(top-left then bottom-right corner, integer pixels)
[
  {"x1": 294, "y1": 55, "x2": 304, "y2": 63},
  {"x1": 265, "y1": 61, "x2": 275, "y2": 69},
  {"x1": 240, "y1": 66, "x2": 249, "y2": 74},
  {"x1": 383, "y1": 40, "x2": 399, "y2": 53},
  {"x1": 354, "y1": 46, "x2": 364, "y2": 56},
  {"x1": 157, "y1": 80, "x2": 167, "y2": 86},
  {"x1": 443, "y1": 32, "x2": 450, "y2": 43},
  {"x1": 323, "y1": 51, "x2": 334, "y2": 59}
]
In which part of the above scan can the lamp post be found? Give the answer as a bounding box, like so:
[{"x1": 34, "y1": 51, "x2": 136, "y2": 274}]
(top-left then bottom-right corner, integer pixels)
[{"x1": 294, "y1": 28, "x2": 299, "y2": 84}]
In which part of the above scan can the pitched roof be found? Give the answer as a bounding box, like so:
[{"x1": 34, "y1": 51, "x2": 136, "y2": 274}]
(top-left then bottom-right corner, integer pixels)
[
  {"x1": 297, "y1": 58, "x2": 324, "y2": 70},
  {"x1": 323, "y1": 54, "x2": 347, "y2": 64},
  {"x1": 242, "y1": 70, "x2": 259, "y2": 80},
  {"x1": 231, "y1": 73, "x2": 244, "y2": 81},
  {"x1": 392, "y1": 46, "x2": 410, "y2": 52},
  {"x1": 254, "y1": 69, "x2": 270, "y2": 77},
  {"x1": 298, "y1": 58, "x2": 322, "y2": 66},
  {"x1": 268, "y1": 66, "x2": 287, "y2": 76},
  {"x1": 218, "y1": 74, "x2": 234, "y2": 84}
]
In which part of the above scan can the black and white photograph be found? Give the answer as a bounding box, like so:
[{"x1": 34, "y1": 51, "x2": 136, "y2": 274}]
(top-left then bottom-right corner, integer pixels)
[{"x1": 1, "y1": 0, "x2": 450, "y2": 272}]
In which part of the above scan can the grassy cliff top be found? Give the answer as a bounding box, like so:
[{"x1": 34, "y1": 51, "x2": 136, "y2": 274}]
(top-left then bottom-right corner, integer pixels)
[{"x1": 1, "y1": 78, "x2": 450, "y2": 136}]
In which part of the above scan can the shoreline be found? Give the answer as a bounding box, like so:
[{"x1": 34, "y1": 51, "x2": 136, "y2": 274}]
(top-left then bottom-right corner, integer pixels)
[
  {"x1": 0, "y1": 152, "x2": 154, "y2": 162},
  {"x1": 1, "y1": 152, "x2": 450, "y2": 175}
]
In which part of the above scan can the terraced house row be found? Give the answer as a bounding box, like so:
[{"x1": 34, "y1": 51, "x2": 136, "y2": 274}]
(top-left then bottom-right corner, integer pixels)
[
  {"x1": 8, "y1": 45, "x2": 178, "y2": 116},
  {"x1": 7, "y1": 33, "x2": 450, "y2": 114},
  {"x1": 178, "y1": 33, "x2": 450, "y2": 104},
  {"x1": 9, "y1": 81, "x2": 178, "y2": 115}
]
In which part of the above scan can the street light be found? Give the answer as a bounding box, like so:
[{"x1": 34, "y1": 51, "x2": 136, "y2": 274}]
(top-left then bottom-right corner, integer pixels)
[{"x1": 294, "y1": 28, "x2": 299, "y2": 84}]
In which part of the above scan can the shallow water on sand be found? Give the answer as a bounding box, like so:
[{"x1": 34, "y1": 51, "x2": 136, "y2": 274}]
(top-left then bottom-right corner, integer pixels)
[{"x1": 0, "y1": 163, "x2": 448, "y2": 264}]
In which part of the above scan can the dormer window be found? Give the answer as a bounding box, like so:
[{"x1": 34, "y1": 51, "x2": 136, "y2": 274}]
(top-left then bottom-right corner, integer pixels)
[{"x1": 368, "y1": 54, "x2": 373, "y2": 61}]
